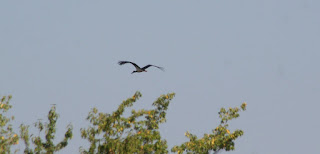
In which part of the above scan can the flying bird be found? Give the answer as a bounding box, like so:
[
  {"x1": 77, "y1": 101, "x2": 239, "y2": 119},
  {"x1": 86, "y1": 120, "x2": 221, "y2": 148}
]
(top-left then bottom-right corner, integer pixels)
[{"x1": 118, "y1": 61, "x2": 164, "y2": 74}]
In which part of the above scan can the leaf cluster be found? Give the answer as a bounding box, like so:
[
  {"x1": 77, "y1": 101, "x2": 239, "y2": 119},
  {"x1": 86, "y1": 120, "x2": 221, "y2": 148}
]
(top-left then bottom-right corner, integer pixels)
[
  {"x1": 80, "y1": 91, "x2": 175, "y2": 154},
  {"x1": 20, "y1": 105, "x2": 73, "y2": 154},
  {"x1": 171, "y1": 103, "x2": 247, "y2": 154},
  {"x1": 0, "y1": 95, "x2": 19, "y2": 153}
]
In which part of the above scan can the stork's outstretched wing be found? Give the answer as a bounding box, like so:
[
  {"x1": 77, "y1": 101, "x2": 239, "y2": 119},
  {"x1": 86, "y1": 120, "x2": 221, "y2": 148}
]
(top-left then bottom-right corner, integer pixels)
[
  {"x1": 142, "y1": 65, "x2": 164, "y2": 71},
  {"x1": 118, "y1": 61, "x2": 141, "y2": 70}
]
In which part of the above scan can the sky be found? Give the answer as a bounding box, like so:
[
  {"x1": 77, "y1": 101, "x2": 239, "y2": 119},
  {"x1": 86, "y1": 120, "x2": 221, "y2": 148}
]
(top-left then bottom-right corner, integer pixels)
[{"x1": 1, "y1": 0, "x2": 320, "y2": 153}]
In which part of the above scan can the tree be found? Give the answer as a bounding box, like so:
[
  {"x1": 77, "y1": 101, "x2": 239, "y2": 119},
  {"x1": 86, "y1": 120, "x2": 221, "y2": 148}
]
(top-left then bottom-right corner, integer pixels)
[
  {"x1": 80, "y1": 91, "x2": 175, "y2": 153},
  {"x1": 0, "y1": 95, "x2": 19, "y2": 153},
  {"x1": 80, "y1": 91, "x2": 247, "y2": 154},
  {"x1": 171, "y1": 103, "x2": 247, "y2": 154},
  {"x1": 20, "y1": 105, "x2": 73, "y2": 154}
]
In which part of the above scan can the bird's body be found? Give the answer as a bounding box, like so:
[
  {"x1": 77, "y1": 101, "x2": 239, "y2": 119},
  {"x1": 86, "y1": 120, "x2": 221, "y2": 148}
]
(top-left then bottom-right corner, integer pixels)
[{"x1": 118, "y1": 61, "x2": 164, "y2": 74}]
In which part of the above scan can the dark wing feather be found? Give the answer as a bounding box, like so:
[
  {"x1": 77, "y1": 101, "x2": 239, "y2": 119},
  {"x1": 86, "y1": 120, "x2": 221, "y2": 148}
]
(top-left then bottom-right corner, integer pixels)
[
  {"x1": 118, "y1": 61, "x2": 141, "y2": 69},
  {"x1": 142, "y1": 64, "x2": 164, "y2": 71}
]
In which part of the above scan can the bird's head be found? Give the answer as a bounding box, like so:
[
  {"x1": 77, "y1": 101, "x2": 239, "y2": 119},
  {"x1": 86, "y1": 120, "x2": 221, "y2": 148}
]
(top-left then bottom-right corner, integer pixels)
[{"x1": 131, "y1": 71, "x2": 137, "y2": 74}]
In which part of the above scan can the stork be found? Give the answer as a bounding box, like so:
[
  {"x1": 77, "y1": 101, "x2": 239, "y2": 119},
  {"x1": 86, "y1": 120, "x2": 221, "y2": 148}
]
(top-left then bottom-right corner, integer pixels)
[{"x1": 118, "y1": 61, "x2": 164, "y2": 74}]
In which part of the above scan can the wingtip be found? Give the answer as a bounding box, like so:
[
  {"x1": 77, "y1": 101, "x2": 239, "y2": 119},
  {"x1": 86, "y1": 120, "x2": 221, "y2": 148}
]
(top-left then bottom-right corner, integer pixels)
[{"x1": 158, "y1": 66, "x2": 165, "y2": 71}]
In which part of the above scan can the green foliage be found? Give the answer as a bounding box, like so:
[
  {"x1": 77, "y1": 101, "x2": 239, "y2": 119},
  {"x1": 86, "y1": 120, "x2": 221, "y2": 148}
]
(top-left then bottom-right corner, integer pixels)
[
  {"x1": 2, "y1": 91, "x2": 246, "y2": 154},
  {"x1": 0, "y1": 95, "x2": 19, "y2": 153},
  {"x1": 20, "y1": 105, "x2": 73, "y2": 154},
  {"x1": 80, "y1": 91, "x2": 175, "y2": 154},
  {"x1": 171, "y1": 103, "x2": 247, "y2": 154}
]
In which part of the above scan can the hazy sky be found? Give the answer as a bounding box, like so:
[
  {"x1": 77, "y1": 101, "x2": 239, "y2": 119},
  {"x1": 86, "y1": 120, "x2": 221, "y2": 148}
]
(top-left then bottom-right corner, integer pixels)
[{"x1": 1, "y1": 1, "x2": 319, "y2": 154}]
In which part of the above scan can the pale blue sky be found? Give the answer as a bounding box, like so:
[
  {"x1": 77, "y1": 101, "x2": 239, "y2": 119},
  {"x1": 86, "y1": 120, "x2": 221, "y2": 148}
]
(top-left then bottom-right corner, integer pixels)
[{"x1": 1, "y1": 1, "x2": 320, "y2": 154}]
